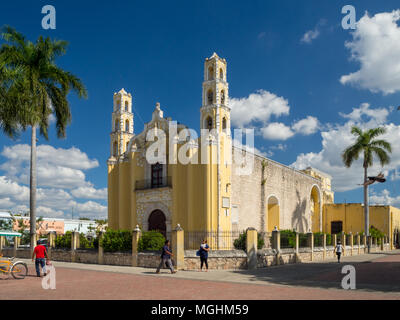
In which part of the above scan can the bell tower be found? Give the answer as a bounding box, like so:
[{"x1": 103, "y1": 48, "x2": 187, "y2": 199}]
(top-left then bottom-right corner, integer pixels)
[
  {"x1": 200, "y1": 52, "x2": 231, "y2": 134},
  {"x1": 109, "y1": 88, "x2": 134, "y2": 160}
]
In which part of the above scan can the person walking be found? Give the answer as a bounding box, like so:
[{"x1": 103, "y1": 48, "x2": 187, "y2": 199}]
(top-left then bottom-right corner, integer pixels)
[
  {"x1": 334, "y1": 240, "x2": 344, "y2": 263},
  {"x1": 32, "y1": 240, "x2": 49, "y2": 277},
  {"x1": 156, "y1": 240, "x2": 176, "y2": 274},
  {"x1": 198, "y1": 239, "x2": 210, "y2": 272}
]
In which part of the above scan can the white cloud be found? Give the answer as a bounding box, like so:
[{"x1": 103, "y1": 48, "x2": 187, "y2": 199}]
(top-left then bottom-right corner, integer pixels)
[
  {"x1": 230, "y1": 90, "x2": 290, "y2": 127},
  {"x1": 292, "y1": 103, "x2": 400, "y2": 192},
  {"x1": 301, "y1": 19, "x2": 326, "y2": 44},
  {"x1": 0, "y1": 144, "x2": 99, "y2": 189},
  {"x1": 261, "y1": 122, "x2": 294, "y2": 140},
  {"x1": 301, "y1": 29, "x2": 320, "y2": 44},
  {"x1": 370, "y1": 189, "x2": 400, "y2": 207},
  {"x1": 292, "y1": 116, "x2": 320, "y2": 135},
  {"x1": 71, "y1": 186, "x2": 107, "y2": 200},
  {"x1": 0, "y1": 144, "x2": 107, "y2": 219},
  {"x1": 340, "y1": 10, "x2": 400, "y2": 94}
]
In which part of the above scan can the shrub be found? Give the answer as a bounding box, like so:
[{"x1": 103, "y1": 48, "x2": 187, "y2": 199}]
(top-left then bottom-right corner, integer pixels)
[
  {"x1": 280, "y1": 230, "x2": 296, "y2": 248},
  {"x1": 138, "y1": 231, "x2": 165, "y2": 251},
  {"x1": 233, "y1": 232, "x2": 264, "y2": 250},
  {"x1": 55, "y1": 231, "x2": 72, "y2": 249},
  {"x1": 100, "y1": 229, "x2": 132, "y2": 252}
]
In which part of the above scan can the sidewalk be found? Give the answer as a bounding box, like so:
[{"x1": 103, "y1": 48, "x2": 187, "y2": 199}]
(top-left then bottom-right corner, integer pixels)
[{"x1": 17, "y1": 250, "x2": 400, "y2": 291}]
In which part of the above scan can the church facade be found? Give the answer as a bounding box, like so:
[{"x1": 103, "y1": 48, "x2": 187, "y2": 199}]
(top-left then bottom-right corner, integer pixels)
[{"x1": 107, "y1": 53, "x2": 335, "y2": 239}]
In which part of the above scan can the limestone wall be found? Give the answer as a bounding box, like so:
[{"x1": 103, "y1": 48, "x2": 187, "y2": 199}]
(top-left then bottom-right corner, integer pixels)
[{"x1": 232, "y1": 149, "x2": 323, "y2": 233}]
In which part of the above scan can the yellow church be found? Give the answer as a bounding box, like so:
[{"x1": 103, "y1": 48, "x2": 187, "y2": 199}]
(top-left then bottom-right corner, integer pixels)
[{"x1": 107, "y1": 53, "x2": 400, "y2": 246}]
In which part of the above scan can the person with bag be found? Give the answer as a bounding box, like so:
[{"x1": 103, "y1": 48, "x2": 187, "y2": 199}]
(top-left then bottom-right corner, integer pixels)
[
  {"x1": 156, "y1": 240, "x2": 176, "y2": 274},
  {"x1": 32, "y1": 240, "x2": 50, "y2": 277},
  {"x1": 198, "y1": 239, "x2": 210, "y2": 272},
  {"x1": 334, "y1": 240, "x2": 345, "y2": 263}
]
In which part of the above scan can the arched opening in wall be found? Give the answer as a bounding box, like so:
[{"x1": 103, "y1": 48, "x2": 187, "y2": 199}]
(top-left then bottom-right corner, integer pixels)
[
  {"x1": 116, "y1": 100, "x2": 121, "y2": 110},
  {"x1": 115, "y1": 119, "x2": 119, "y2": 131},
  {"x1": 148, "y1": 210, "x2": 166, "y2": 238},
  {"x1": 205, "y1": 116, "x2": 213, "y2": 130},
  {"x1": 207, "y1": 89, "x2": 213, "y2": 105},
  {"x1": 219, "y1": 68, "x2": 224, "y2": 80},
  {"x1": 311, "y1": 186, "x2": 321, "y2": 233},
  {"x1": 126, "y1": 142, "x2": 129, "y2": 153},
  {"x1": 125, "y1": 101, "x2": 129, "y2": 112},
  {"x1": 208, "y1": 66, "x2": 214, "y2": 80},
  {"x1": 222, "y1": 117, "x2": 227, "y2": 130},
  {"x1": 125, "y1": 119, "x2": 130, "y2": 132},
  {"x1": 267, "y1": 196, "x2": 280, "y2": 232},
  {"x1": 113, "y1": 141, "x2": 118, "y2": 157},
  {"x1": 221, "y1": 90, "x2": 225, "y2": 105}
]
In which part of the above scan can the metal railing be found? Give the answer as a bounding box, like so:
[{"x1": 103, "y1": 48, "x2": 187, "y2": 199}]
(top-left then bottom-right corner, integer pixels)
[
  {"x1": 184, "y1": 231, "x2": 242, "y2": 250},
  {"x1": 135, "y1": 176, "x2": 172, "y2": 191}
]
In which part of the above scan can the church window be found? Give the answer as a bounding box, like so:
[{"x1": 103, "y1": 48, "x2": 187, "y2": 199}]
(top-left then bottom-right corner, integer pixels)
[
  {"x1": 221, "y1": 90, "x2": 225, "y2": 105},
  {"x1": 113, "y1": 142, "x2": 118, "y2": 157},
  {"x1": 207, "y1": 90, "x2": 213, "y2": 105},
  {"x1": 125, "y1": 119, "x2": 130, "y2": 132},
  {"x1": 151, "y1": 163, "x2": 163, "y2": 188},
  {"x1": 220, "y1": 68, "x2": 224, "y2": 80},
  {"x1": 206, "y1": 116, "x2": 213, "y2": 130},
  {"x1": 208, "y1": 66, "x2": 214, "y2": 80},
  {"x1": 115, "y1": 119, "x2": 119, "y2": 131},
  {"x1": 222, "y1": 117, "x2": 227, "y2": 130},
  {"x1": 126, "y1": 142, "x2": 129, "y2": 152},
  {"x1": 125, "y1": 101, "x2": 129, "y2": 112}
]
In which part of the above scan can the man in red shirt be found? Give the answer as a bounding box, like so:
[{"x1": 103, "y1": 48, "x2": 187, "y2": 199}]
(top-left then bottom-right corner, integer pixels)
[{"x1": 31, "y1": 241, "x2": 49, "y2": 277}]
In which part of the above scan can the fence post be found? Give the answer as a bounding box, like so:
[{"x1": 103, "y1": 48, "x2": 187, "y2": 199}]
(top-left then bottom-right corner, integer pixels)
[
  {"x1": 71, "y1": 231, "x2": 78, "y2": 262},
  {"x1": 307, "y1": 232, "x2": 314, "y2": 261},
  {"x1": 246, "y1": 228, "x2": 258, "y2": 270},
  {"x1": 0, "y1": 236, "x2": 4, "y2": 252},
  {"x1": 272, "y1": 228, "x2": 280, "y2": 265},
  {"x1": 13, "y1": 236, "x2": 18, "y2": 257},
  {"x1": 381, "y1": 237, "x2": 384, "y2": 251},
  {"x1": 98, "y1": 231, "x2": 104, "y2": 265},
  {"x1": 172, "y1": 224, "x2": 184, "y2": 270},
  {"x1": 349, "y1": 233, "x2": 353, "y2": 256},
  {"x1": 131, "y1": 226, "x2": 141, "y2": 267},
  {"x1": 357, "y1": 233, "x2": 360, "y2": 255},
  {"x1": 295, "y1": 232, "x2": 300, "y2": 263},
  {"x1": 363, "y1": 235, "x2": 367, "y2": 253},
  {"x1": 341, "y1": 233, "x2": 346, "y2": 256},
  {"x1": 323, "y1": 233, "x2": 326, "y2": 260}
]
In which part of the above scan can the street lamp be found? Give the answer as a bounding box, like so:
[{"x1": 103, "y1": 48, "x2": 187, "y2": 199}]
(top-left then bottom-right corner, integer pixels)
[{"x1": 361, "y1": 172, "x2": 386, "y2": 253}]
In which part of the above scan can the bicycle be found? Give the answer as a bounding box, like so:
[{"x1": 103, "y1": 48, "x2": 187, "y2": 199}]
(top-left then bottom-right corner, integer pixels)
[{"x1": 0, "y1": 256, "x2": 28, "y2": 279}]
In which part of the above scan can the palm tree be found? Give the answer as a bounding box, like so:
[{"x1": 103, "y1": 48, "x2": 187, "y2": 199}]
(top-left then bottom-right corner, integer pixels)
[
  {"x1": 0, "y1": 26, "x2": 87, "y2": 249},
  {"x1": 342, "y1": 126, "x2": 392, "y2": 237}
]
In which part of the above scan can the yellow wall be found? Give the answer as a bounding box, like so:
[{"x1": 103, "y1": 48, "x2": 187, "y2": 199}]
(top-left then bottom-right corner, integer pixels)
[{"x1": 323, "y1": 203, "x2": 391, "y2": 235}]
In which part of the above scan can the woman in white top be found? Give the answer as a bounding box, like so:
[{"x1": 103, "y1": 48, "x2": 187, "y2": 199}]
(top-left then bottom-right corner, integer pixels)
[{"x1": 334, "y1": 240, "x2": 345, "y2": 263}]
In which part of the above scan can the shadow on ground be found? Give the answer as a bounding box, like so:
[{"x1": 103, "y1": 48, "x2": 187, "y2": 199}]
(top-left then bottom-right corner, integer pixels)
[{"x1": 231, "y1": 258, "x2": 400, "y2": 293}]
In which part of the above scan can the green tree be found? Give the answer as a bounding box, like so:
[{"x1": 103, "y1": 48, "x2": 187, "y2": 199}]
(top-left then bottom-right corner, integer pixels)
[
  {"x1": 342, "y1": 126, "x2": 392, "y2": 236},
  {"x1": 0, "y1": 26, "x2": 87, "y2": 241}
]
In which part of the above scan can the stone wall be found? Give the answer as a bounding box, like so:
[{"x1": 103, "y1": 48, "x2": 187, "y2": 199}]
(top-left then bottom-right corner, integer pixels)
[
  {"x1": 231, "y1": 150, "x2": 324, "y2": 233},
  {"x1": 2, "y1": 242, "x2": 392, "y2": 270},
  {"x1": 184, "y1": 250, "x2": 247, "y2": 270}
]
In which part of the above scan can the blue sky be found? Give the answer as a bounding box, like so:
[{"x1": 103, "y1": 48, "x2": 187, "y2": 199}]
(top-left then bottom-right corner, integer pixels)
[{"x1": 1, "y1": 0, "x2": 400, "y2": 219}]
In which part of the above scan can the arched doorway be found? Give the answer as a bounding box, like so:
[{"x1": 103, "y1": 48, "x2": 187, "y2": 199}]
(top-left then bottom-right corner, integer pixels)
[
  {"x1": 148, "y1": 210, "x2": 166, "y2": 237},
  {"x1": 310, "y1": 186, "x2": 321, "y2": 233},
  {"x1": 267, "y1": 196, "x2": 280, "y2": 232}
]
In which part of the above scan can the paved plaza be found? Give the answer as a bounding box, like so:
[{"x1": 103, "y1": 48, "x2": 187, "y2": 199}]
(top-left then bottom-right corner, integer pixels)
[{"x1": 1, "y1": 250, "x2": 400, "y2": 300}]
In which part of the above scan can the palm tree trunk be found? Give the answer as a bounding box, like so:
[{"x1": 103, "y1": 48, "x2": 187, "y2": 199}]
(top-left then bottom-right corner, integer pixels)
[
  {"x1": 30, "y1": 124, "x2": 37, "y2": 249},
  {"x1": 364, "y1": 166, "x2": 369, "y2": 237}
]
